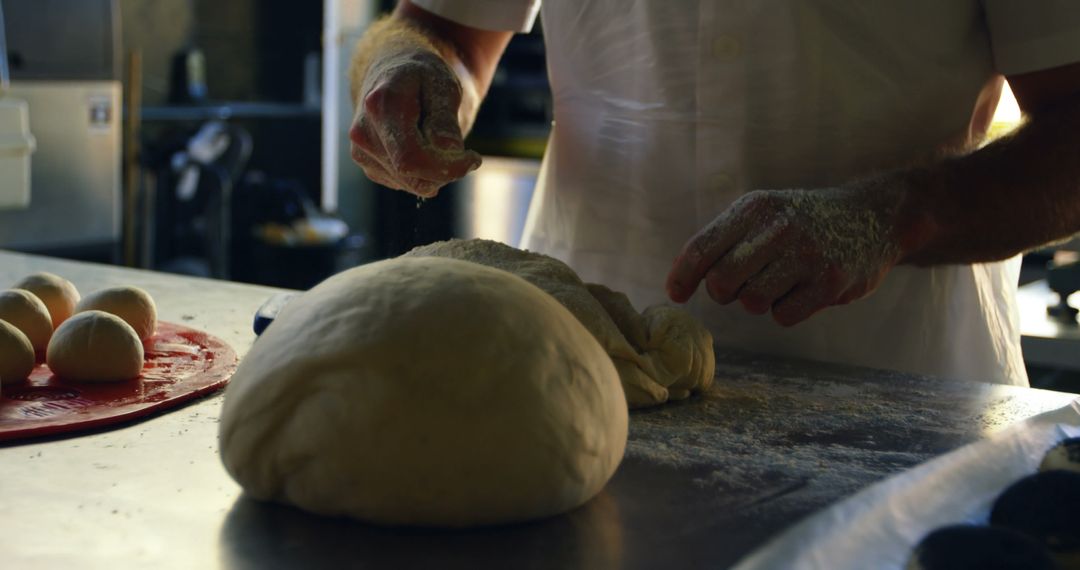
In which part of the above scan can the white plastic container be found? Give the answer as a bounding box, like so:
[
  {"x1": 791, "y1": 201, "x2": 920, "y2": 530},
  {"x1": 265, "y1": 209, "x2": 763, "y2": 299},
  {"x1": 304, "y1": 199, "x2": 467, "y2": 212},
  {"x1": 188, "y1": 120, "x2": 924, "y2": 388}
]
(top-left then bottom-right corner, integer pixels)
[{"x1": 0, "y1": 96, "x2": 35, "y2": 210}]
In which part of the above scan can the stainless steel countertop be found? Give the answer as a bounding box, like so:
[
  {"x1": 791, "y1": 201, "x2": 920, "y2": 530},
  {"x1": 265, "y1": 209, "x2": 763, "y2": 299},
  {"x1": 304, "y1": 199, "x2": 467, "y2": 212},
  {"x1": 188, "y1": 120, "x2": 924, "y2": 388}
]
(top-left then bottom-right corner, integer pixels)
[{"x1": 0, "y1": 251, "x2": 1075, "y2": 569}]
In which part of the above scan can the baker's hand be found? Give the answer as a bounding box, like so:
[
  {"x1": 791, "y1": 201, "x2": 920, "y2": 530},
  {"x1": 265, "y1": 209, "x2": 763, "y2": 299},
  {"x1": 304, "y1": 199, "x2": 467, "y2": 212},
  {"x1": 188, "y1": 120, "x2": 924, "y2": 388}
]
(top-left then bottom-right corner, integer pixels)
[
  {"x1": 665, "y1": 187, "x2": 903, "y2": 326},
  {"x1": 349, "y1": 50, "x2": 482, "y2": 198}
]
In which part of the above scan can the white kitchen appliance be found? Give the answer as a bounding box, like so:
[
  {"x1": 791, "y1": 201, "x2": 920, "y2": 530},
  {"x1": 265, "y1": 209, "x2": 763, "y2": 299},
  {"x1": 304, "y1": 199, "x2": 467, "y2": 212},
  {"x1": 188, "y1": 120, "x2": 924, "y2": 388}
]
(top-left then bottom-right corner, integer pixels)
[
  {"x1": 0, "y1": 0, "x2": 120, "y2": 257},
  {"x1": 0, "y1": 98, "x2": 35, "y2": 210},
  {"x1": 0, "y1": 2, "x2": 34, "y2": 211}
]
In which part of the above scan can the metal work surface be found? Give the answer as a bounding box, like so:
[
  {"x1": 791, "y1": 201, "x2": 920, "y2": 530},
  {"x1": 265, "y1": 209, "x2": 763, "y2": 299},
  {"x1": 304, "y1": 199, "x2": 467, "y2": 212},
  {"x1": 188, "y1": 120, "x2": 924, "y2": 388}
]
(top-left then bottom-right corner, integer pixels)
[{"x1": 0, "y1": 251, "x2": 1074, "y2": 569}]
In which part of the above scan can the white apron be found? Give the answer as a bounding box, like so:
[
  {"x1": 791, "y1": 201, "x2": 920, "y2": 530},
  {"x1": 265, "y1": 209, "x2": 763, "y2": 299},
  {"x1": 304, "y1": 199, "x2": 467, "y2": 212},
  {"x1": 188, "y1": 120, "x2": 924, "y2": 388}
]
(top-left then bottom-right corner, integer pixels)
[{"x1": 412, "y1": 0, "x2": 1080, "y2": 386}]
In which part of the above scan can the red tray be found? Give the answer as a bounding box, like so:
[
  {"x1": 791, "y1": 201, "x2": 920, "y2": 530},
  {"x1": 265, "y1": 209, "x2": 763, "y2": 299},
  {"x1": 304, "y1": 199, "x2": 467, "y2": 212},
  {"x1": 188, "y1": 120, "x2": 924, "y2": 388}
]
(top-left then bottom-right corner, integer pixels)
[{"x1": 0, "y1": 321, "x2": 238, "y2": 443}]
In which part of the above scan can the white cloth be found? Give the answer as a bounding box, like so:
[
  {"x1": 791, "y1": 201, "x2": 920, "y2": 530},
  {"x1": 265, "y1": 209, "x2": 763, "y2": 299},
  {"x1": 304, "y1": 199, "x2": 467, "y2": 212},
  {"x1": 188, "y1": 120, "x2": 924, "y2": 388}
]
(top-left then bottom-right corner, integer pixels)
[
  {"x1": 415, "y1": 0, "x2": 1080, "y2": 386},
  {"x1": 412, "y1": 0, "x2": 540, "y2": 33}
]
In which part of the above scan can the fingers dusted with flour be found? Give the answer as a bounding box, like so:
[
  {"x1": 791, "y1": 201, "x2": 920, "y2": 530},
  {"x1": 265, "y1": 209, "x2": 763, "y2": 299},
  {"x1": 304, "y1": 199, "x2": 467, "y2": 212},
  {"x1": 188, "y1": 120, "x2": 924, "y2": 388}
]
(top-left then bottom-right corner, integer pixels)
[
  {"x1": 350, "y1": 50, "x2": 480, "y2": 196},
  {"x1": 666, "y1": 185, "x2": 904, "y2": 327},
  {"x1": 347, "y1": 2, "x2": 512, "y2": 197}
]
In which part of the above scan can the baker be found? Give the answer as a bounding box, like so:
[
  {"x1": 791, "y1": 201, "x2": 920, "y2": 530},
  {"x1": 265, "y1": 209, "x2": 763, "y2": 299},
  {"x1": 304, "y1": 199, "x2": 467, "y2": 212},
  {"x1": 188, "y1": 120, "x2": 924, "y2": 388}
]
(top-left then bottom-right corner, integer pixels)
[{"x1": 347, "y1": 0, "x2": 1080, "y2": 386}]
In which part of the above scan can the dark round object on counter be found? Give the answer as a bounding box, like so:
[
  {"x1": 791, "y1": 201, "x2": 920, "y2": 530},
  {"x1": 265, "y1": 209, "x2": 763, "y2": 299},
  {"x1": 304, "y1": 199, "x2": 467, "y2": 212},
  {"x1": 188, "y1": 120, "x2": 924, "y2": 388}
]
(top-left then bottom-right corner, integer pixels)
[
  {"x1": 990, "y1": 470, "x2": 1080, "y2": 557},
  {"x1": 1041, "y1": 437, "x2": 1080, "y2": 473},
  {"x1": 906, "y1": 524, "x2": 1055, "y2": 570}
]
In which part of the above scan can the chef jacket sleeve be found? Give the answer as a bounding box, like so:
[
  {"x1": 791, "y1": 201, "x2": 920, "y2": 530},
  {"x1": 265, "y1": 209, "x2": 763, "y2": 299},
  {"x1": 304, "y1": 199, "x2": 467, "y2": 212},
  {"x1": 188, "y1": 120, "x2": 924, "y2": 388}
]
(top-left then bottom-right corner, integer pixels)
[
  {"x1": 411, "y1": 0, "x2": 541, "y2": 33},
  {"x1": 983, "y1": 0, "x2": 1080, "y2": 74}
]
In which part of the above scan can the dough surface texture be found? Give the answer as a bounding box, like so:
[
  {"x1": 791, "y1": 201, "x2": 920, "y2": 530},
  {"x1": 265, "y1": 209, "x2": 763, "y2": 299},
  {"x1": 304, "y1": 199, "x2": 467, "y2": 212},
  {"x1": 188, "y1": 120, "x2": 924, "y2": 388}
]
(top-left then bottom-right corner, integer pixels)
[
  {"x1": 0, "y1": 319, "x2": 35, "y2": 385},
  {"x1": 14, "y1": 272, "x2": 80, "y2": 329},
  {"x1": 219, "y1": 257, "x2": 628, "y2": 527},
  {"x1": 46, "y1": 311, "x2": 145, "y2": 382},
  {"x1": 0, "y1": 289, "x2": 53, "y2": 354},
  {"x1": 404, "y1": 239, "x2": 715, "y2": 408},
  {"x1": 75, "y1": 286, "x2": 158, "y2": 340}
]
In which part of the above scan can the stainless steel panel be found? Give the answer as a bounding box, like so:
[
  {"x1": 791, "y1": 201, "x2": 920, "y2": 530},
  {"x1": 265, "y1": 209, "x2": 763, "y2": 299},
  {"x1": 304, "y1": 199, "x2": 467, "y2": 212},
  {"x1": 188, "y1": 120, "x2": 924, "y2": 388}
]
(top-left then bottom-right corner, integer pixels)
[{"x1": 453, "y1": 156, "x2": 539, "y2": 246}]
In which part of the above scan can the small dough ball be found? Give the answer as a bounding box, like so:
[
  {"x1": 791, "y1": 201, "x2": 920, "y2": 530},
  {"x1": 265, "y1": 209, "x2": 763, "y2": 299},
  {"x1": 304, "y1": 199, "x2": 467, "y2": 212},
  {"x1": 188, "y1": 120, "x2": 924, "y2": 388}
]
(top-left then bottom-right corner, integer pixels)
[
  {"x1": 0, "y1": 289, "x2": 53, "y2": 354},
  {"x1": 14, "y1": 272, "x2": 80, "y2": 329},
  {"x1": 220, "y1": 257, "x2": 628, "y2": 527},
  {"x1": 990, "y1": 470, "x2": 1080, "y2": 565},
  {"x1": 46, "y1": 311, "x2": 144, "y2": 382},
  {"x1": 75, "y1": 286, "x2": 157, "y2": 340},
  {"x1": 906, "y1": 524, "x2": 1055, "y2": 570},
  {"x1": 0, "y1": 319, "x2": 35, "y2": 385},
  {"x1": 1040, "y1": 437, "x2": 1080, "y2": 473}
]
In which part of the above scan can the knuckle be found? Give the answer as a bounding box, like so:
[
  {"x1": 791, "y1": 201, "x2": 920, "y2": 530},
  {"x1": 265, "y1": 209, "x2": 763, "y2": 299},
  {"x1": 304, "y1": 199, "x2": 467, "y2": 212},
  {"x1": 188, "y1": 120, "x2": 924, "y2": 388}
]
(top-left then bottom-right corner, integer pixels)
[
  {"x1": 351, "y1": 145, "x2": 378, "y2": 168},
  {"x1": 452, "y1": 152, "x2": 482, "y2": 175},
  {"x1": 364, "y1": 167, "x2": 395, "y2": 186},
  {"x1": 730, "y1": 193, "x2": 757, "y2": 214},
  {"x1": 416, "y1": 52, "x2": 459, "y2": 81},
  {"x1": 362, "y1": 86, "x2": 389, "y2": 115},
  {"x1": 740, "y1": 190, "x2": 774, "y2": 211},
  {"x1": 430, "y1": 69, "x2": 463, "y2": 100},
  {"x1": 349, "y1": 125, "x2": 377, "y2": 152},
  {"x1": 351, "y1": 152, "x2": 371, "y2": 171},
  {"x1": 444, "y1": 162, "x2": 469, "y2": 180}
]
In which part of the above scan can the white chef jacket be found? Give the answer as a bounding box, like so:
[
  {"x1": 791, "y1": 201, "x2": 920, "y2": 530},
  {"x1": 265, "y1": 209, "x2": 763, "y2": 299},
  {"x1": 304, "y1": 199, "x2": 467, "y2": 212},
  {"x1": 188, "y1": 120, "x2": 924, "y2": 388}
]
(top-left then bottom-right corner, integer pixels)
[{"x1": 414, "y1": 0, "x2": 1080, "y2": 386}]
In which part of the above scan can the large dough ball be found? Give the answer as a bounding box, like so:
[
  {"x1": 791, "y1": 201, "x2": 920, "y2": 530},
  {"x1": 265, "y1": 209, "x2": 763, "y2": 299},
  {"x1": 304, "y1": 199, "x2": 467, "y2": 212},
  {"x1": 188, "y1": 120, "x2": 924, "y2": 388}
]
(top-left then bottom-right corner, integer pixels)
[
  {"x1": 404, "y1": 239, "x2": 715, "y2": 408},
  {"x1": 14, "y1": 272, "x2": 80, "y2": 329},
  {"x1": 0, "y1": 319, "x2": 35, "y2": 385},
  {"x1": 46, "y1": 311, "x2": 144, "y2": 382},
  {"x1": 0, "y1": 289, "x2": 53, "y2": 354},
  {"x1": 219, "y1": 257, "x2": 628, "y2": 527},
  {"x1": 75, "y1": 286, "x2": 157, "y2": 340}
]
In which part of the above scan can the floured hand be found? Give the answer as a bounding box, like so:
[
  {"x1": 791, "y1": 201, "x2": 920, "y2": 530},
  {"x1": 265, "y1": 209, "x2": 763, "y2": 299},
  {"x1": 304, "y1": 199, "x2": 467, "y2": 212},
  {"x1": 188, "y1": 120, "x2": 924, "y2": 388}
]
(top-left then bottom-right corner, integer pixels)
[
  {"x1": 349, "y1": 46, "x2": 481, "y2": 197},
  {"x1": 666, "y1": 185, "x2": 903, "y2": 326}
]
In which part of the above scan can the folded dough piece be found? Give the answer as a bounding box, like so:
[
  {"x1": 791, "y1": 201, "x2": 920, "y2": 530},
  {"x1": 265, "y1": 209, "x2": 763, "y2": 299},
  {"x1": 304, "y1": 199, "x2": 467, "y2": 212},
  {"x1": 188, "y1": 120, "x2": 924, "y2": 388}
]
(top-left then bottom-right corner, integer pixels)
[{"x1": 404, "y1": 239, "x2": 714, "y2": 408}]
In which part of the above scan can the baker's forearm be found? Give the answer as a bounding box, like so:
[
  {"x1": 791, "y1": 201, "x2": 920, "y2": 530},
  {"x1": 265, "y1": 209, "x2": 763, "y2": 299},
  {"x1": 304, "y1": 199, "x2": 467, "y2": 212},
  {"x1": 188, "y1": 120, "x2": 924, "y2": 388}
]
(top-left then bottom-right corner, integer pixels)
[
  {"x1": 667, "y1": 69, "x2": 1080, "y2": 323},
  {"x1": 895, "y1": 95, "x2": 1080, "y2": 265},
  {"x1": 349, "y1": 1, "x2": 511, "y2": 134}
]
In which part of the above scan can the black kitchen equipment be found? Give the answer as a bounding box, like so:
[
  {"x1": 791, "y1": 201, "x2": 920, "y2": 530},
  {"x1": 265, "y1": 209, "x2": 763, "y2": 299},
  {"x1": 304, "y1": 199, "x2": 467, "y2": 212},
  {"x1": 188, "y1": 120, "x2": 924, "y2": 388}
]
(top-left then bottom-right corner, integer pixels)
[{"x1": 1047, "y1": 260, "x2": 1080, "y2": 324}]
